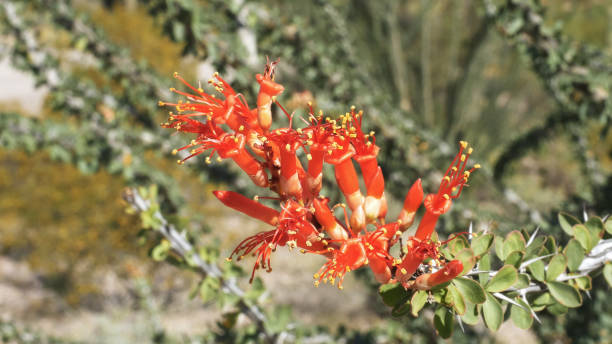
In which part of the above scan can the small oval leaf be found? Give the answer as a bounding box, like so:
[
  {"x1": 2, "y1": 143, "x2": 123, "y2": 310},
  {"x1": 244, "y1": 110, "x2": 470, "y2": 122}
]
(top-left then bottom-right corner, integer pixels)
[
  {"x1": 546, "y1": 254, "x2": 567, "y2": 281},
  {"x1": 447, "y1": 284, "x2": 466, "y2": 315},
  {"x1": 603, "y1": 264, "x2": 612, "y2": 287},
  {"x1": 510, "y1": 298, "x2": 533, "y2": 330},
  {"x1": 504, "y1": 231, "x2": 526, "y2": 256},
  {"x1": 564, "y1": 239, "x2": 585, "y2": 272},
  {"x1": 547, "y1": 281, "x2": 582, "y2": 308},
  {"x1": 434, "y1": 306, "x2": 454, "y2": 339},
  {"x1": 573, "y1": 224, "x2": 593, "y2": 252},
  {"x1": 411, "y1": 290, "x2": 428, "y2": 317},
  {"x1": 558, "y1": 212, "x2": 580, "y2": 235},
  {"x1": 486, "y1": 265, "x2": 518, "y2": 292},
  {"x1": 471, "y1": 233, "x2": 494, "y2": 257},
  {"x1": 482, "y1": 293, "x2": 503, "y2": 331},
  {"x1": 453, "y1": 277, "x2": 486, "y2": 304}
]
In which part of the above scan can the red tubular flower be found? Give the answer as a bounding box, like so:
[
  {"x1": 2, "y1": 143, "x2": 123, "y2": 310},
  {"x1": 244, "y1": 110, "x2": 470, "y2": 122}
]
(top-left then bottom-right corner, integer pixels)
[
  {"x1": 364, "y1": 166, "x2": 387, "y2": 222},
  {"x1": 164, "y1": 72, "x2": 254, "y2": 133},
  {"x1": 414, "y1": 142, "x2": 479, "y2": 240},
  {"x1": 213, "y1": 191, "x2": 279, "y2": 226},
  {"x1": 303, "y1": 114, "x2": 333, "y2": 195},
  {"x1": 397, "y1": 179, "x2": 424, "y2": 230},
  {"x1": 346, "y1": 109, "x2": 380, "y2": 187},
  {"x1": 414, "y1": 259, "x2": 463, "y2": 290},
  {"x1": 229, "y1": 200, "x2": 325, "y2": 283},
  {"x1": 256, "y1": 58, "x2": 284, "y2": 132},
  {"x1": 326, "y1": 139, "x2": 366, "y2": 232},
  {"x1": 267, "y1": 128, "x2": 305, "y2": 198},
  {"x1": 313, "y1": 197, "x2": 349, "y2": 240},
  {"x1": 395, "y1": 236, "x2": 440, "y2": 288}
]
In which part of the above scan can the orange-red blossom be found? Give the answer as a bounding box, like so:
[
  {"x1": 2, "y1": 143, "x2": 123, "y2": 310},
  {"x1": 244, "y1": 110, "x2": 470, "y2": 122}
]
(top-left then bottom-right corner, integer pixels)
[{"x1": 160, "y1": 59, "x2": 479, "y2": 290}]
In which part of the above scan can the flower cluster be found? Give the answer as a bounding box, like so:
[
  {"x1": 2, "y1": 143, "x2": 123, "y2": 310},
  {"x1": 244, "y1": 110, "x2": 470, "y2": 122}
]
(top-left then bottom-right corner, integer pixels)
[{"x1": 160, "y1": 59, "x2": 479, "y2": 290}]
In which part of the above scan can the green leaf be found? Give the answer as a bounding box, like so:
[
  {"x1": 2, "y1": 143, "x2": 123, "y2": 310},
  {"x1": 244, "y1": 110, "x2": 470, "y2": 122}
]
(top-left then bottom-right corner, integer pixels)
[
  {"x1": 546, "y1": 254, "x2": 567, "y2": 281},
  {"x1": 455, "y1": 248, "x2": 476, "y2": 276},
  {"x1": 526, "y1": 236, "x2": 547, "y2": 256},
  {"x1": 564, "y1": 239, "x2": 585, "y2": 272},
  {"x1": 453, "y1": 277, "x2": 486, "y2": 304},
  {"x1": 605, "y1": 218, "x2": 612, "y2": 235},
  {"x1": 379, "y1": 283, "x2": 408, "y2": 307},
  {"x1": 151, "y1": 240, "x2": 171, "y2": 261},
  {"x1": 495, "y1": 236, "x2": 505, "y2": 260},
  {"x1": 200, "y1": 276, "x2": 221, "y2": 302},
  {"x1": 434, "y1": 306, "x2": 454, "y2": 339},
  {"x1": 559, "y1": 212, "x2": 581, "y2": 235},
  {"x1": 461, "y1": 302, "x2": 480, "y2": 325},
  {"x1": 547, "y1": 281, "x2": 582, "y2": 308},
  {"x1": 544, "y1": 236, "x2": 557, "y2": 255},
  {"x1": 515, "y1": 273, "x2": 530, "y2": 289},
  {"x1": 574, "y1": 276, "x2": 592, "y2": 291},
  {"x1": 532, "y1": 293, "x2": 554, "y2": 311},
  {"x1": 447, "y1": 284, "x2": 466, "y2": 315},
  {"x1": 478, "y1": 253, "x2": 491, "y2": 285},
  {"x1": 527, "y1": 258, "x2": 546, "y2": 282},
  {"x1": 547, "y1": 302, "x2": 568, "y2": 315},
  {"x1": 482, "y1": 293, "x2": 503, "y2": 331},
  {"x1": 603, "y1": 264, "x2": 612, "y2": 287},
  {"x1": 504, "y1": 231, "x2": 526, "y2": 256},
  {"x1": 392, "y1": 302, "x2": 411, "y2": 317},
  {"x1": 471, "y1": 233, "x2": 494, "y2": 257},
  {"x1": 410, "y1": 290, "x2": 428, "y2": 317},
  {"x1": 220, "y1": 311, "x2": 240, "y2": 329},
  {"x1": 450, "y1": 236, "x2": 470, "y2": 254},
  {"x1": 486, "y1": 265, "x2": 518, "y2": 292},
  {"x1": 573, "y1": 224, "x2": 593, "y2": 252},
  {"x1": 511, "y1": 298, "x2": 533, "y2": 330},
  {"x1": 505, "y1": 251, "x2": 524, "y2": 268},
  {"x1": 584, "y1": 217, "x2": 604, "y2": 242}
]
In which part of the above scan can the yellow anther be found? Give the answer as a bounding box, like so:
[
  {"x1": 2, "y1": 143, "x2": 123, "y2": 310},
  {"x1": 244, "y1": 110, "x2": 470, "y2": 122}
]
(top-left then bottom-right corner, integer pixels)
[
  {"x1": 443, "y1": 176, "x2": 451, "y2": 183},
  {"x1": 286, "y1": 144, "x2": 291, "y2": 151},
  {"x1": 451, "y1": 166, "x2": 458, "y2": 172},
  {"x1": 314, "y1": 281, "x2": 320, "y2": 287},
  {"x1": 225, "y1": 257, "x2": 232, "y2": 262},
  {"x1": 172, "y1": 149, "x2": 178, "y2": 155},
  {"x1": 176, "y1": 160, "x2": 183, "y2": 165},
  {"x1": 216, "y1": 157, "x2": 222, "y2": 162},
  {"x1": 401, "y1": 268, "x2": 408, "y2": 275},
  {"x1": 314, "y1": 273, "x2": 320, "y2": 279},
  {"x1": 306, "y1": 240, "x2": 312, "y2": 247},
  {"x1": 173, "y1": 72, "x2": 179, "y2": 78},
  {"x1": 460, "y1": 141, "x2": 468, "y2": 149},
  {"x1": 468, "y1": 147, "x2": 473, "y2": 154},
  {"x1": 158, "y1": 101, "x2": 165, "y2": 106},
  {"x1": 306, "y1": 154, "x2": 313, "y2": 160},
  {"x1": 443, "y1": 194, "x2": 450, "y2": 200},
  {"x1": 474, "y1": 164, "x2": 481, "y2": 169},
  {"x1": 461, "y1": 154, "x2": 466, "y2": 162},
  {"x1": 238, "y1": 125, "x2": 244, "y2": 131},
  {"x1": 338, "y1": 285, "x2": 344, "y2": 290},
  {"x1": 205, "y1": 157, "x2": 211, "y2": 164}
]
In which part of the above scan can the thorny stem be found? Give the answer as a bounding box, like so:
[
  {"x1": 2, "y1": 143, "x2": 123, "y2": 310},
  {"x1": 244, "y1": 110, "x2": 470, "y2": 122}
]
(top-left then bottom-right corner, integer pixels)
[{"x1": 123, "y1": 188, "x2": 278, "y2": 343}]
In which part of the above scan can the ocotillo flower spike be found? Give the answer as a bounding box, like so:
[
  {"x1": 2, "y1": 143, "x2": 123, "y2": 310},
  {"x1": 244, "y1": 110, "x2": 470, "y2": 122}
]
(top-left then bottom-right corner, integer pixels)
[{"x1": 160, "y1": 58, "x2": 478, "y2": 291}]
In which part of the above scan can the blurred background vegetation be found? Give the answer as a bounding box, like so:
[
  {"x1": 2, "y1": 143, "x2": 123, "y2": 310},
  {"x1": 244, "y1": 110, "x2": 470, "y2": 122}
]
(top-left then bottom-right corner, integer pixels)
[{"x1": 0, "y1": 0, "x2": 611, "y2": 343}]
